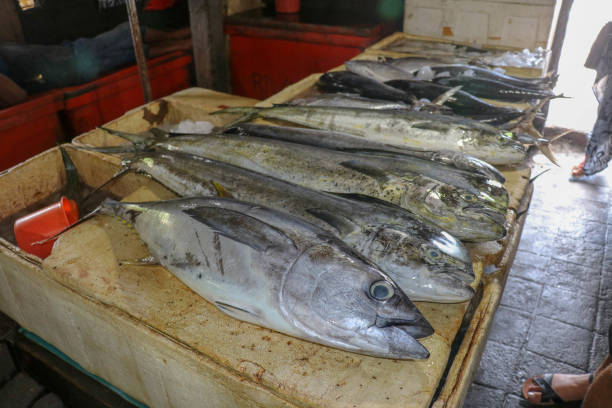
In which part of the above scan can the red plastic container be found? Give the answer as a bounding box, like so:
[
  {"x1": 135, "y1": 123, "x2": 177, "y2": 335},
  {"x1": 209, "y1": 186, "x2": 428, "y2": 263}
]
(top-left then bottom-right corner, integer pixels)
[
  {"x1": 62, "y1": 52, "x2": 193, "y2": 136},
  {"x1": 14, "y1": 196, "x2": 79, "y2": 259},
  {"x1": 225, "y1": 9, "x2": 398, "y2": 99},
  {"x1": 276, "y1": 0, "x2": 300, "y2": 13},
  {"x1": 0, "y1": 90, "x2": 64, "y2": 171}
]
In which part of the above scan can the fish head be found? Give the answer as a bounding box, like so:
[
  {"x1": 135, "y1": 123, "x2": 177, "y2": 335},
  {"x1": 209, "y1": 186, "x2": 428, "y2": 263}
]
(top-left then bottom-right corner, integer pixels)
[
  {"x1": 413, "y1": 181, "x2": 507, "y2": 241},
  {"x1": 280, "y1": 242, "x2": 432, "y2": 359},
  {"x1": 362, "y1": 225, "x2": 475, "y2": 303}
]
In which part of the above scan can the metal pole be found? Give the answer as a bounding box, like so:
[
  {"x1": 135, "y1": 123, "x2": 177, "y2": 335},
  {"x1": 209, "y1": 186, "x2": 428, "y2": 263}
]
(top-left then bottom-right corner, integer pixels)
[{"x1": 125, "y1": 0, "x2": 153, "y2": 102}]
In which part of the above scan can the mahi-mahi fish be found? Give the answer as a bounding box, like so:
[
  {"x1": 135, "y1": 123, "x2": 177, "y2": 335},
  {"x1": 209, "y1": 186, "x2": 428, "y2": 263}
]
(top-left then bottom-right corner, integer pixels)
[
  {"x1": 98, "y1": 197, "x2": 433, "y2": 359},
  {"x1": 225, "y1": 124, "x2": 508, "y2": 212},
  {"x1": 212, "y1": 105, "x2": 528, "y2": 165},
  {"x1": 119, "y1": 150, "x2": 475, "y2": 302},
  {"x1": 101, "y1": 127, "x2": 507, "y2": 241}
]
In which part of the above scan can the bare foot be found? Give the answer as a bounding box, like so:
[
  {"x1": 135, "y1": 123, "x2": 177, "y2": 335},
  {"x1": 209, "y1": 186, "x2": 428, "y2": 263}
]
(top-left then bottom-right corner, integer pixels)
[
  {"x1": 522, "y1": 373, "x2": 592, "y2": 405},
  {"x1": 571, "y1": 159, "x2": 585, "y2": 177}
]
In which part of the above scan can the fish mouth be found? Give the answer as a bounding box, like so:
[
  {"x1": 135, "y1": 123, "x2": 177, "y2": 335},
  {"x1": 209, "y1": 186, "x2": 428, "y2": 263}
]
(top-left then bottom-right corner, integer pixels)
[
  {"x1": 375, "y1": 314, "x2": 434, "y2": 339},
  {"x1": 464, "y1": 205, "x2": 507, "y2": 226},
  {"x1": 375, "y1": 326, "x2": 430, "y2": 359},
  {"x1": 430, "y1": 231, "x2": 473, "y2": 265}
]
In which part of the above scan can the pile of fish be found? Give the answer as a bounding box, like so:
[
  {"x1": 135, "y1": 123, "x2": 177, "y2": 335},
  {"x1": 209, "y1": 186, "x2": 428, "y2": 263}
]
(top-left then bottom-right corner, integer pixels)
[
  {"x1": 71, "y1": 50, "x2": 558, "y2": 361},
  {"x1": 382, "y1": 38, "x2": 548, "y2": 69}
]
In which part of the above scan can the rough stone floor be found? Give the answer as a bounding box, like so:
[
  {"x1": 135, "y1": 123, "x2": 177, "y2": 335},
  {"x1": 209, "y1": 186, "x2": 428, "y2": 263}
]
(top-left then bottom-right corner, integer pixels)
[{"x1": 464, "y1": 141, "x2": 612, "y2": 407}]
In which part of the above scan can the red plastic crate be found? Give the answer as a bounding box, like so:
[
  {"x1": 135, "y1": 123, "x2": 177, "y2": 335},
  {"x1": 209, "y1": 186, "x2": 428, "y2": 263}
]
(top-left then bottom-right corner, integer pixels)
[
  {"x1": 225, "y1": 9, "x2": 397, "y2": 99},
  {"x1": 62, "y1": 52, "x2": 193, "y2": 136},
  {"x1": 0, "y1": 91, "x2": 65, "y2": 171}
]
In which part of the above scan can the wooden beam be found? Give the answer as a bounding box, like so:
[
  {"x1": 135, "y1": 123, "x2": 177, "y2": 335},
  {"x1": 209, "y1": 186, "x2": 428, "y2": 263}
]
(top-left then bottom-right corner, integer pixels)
[
  {"x1": 548, "y1": 0, "x2": 574, "y2": 76},
  {"x1": 187, "y1": 0, "x2": 229, "y2": 91},
  {"x1": 0, "y1": 1, "x2": 24, "y2": 43},
  {"x1": 126, "y1": 0, "x2": 153, "y2": 103}
]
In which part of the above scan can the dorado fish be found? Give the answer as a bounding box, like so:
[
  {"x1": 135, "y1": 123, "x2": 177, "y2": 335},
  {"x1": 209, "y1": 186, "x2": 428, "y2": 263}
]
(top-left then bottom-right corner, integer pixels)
[
  {"x1": 226, "y1": 124, "x2": 508, "y2": 211},
  {"x1": 385, "y1": 79, "x2": 524, "y2": 124},
  {"x1": 290, "y1": 93, "x2": 412, "y2": 110},
  {"x1": 101, "y1": 127, "x2": 507, "y2": 241},
  {"x1": 118, "y1": 150, "x2": 475, "y2": 302},
  {"x1": 227, "y1": 123, "x2": 505, "y2": 182},
  {"x1": 98, "y1": 197, "x2": 433, "y2": 359},
  {"x1": 212, "y1": 105, "x2": 528, "y2": 165}
]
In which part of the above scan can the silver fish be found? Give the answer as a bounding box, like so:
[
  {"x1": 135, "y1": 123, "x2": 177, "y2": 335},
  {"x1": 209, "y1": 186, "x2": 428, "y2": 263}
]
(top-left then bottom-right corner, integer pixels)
[
  {"x1": 123, "y1": 150, "x2": 475, "y2": 303},
  {"x1": 214, "y1": 105, "x2": 527, "y2": 165},
  {"x1": 149, "y1": 132, "x2": 507, "y2": 241},
  {"x1": 290, "y1": 93, "x2": 412, "y2": 110},
  {"x1": 99, "y1": 197, "x2": 433, "y2": 359},
  {"x1": 227, "y1": 123, "x2": 506, "y2": 183},
  {"x1": 345, "y1": 60, "x2": 416, "y2": 82}
]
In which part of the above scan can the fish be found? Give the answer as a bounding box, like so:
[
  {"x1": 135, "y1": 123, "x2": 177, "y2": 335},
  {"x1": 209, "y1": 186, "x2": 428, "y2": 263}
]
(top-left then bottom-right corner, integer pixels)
[
  {"x1": 290, "y1": 93, "x2": 412, "y2": 110},
  {"x1": 426, "y1": 64, "x2": 552, "y2": 90},
  {"x1": 101, "y1": 127, "x2": 507, "y2": 241},
  {"x1": 227, "y1": 123, "x2": 506, "y2": 182},
  {"x1": 433, "y1": 76, "x2": 557, "y2": 102},
  {"x1": 98, "y1": 197, "x2": 433, "y2": 359},
  {"x1": 317, "y1": 71, "x2": 415, "y2": 104},
  {"x1": 384, "y1": 58, "x2": 553, "y2": 89},
  {"x1": 119, "y1": 150, "x2": 475, "y2": 303},
  {"x1": 384, "y1": 79, "x2": 524, "y2": 124},
  {"x1": 345, "y1": 60, "x2": 416, "y2": 82},
  {"x1": 226, "y1": 124, "x2": 508, "y2": 211},
  {"x1": 212, "y1": 105, "x2": 528, "y2": 165}
]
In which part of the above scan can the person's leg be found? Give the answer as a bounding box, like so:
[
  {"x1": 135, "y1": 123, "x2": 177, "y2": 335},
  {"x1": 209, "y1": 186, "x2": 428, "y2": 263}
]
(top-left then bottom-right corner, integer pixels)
[
  {"x1": 522, "y1": 373, "x2": 593, "y2": 405},
  {"x1": 147, "y1": 38, "x2": 192, "y2": 58},
  {"x1": 144, "y1": 27, "x2": 191, "y2": 44},
  {"x1": 581, "y1": 357, "x2": 612, "y2": 408}
]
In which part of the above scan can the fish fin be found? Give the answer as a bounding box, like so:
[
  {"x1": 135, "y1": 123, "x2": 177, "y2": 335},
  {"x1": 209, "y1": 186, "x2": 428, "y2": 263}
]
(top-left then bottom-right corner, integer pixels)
[
  {"x1": 328, "y1": 192, "x2": 404, "y2": 209},
  {"x1": 536, "y1": 142, "x2": 559, "y2": 167},
  {"x1": 215, "y1": 301, "x2": 260, "y2": 321},
  {"x1": 184, "y1": 207, "x2": 296, "y2": 253},
  {"x1": 98, "y1": 126, "x2": 151, "y2": 145},
  {"x1": 305, "y1": 208, "x2": 359, "y2": 236},
  {"x1": 211, "y1": 181, "x2": 235, "y2": 199},
  {"x1": 149, "y1": 127, "x2": 169, "y2": 138},
  {"x1": 410, "y1": 121, "x2": 450, "y2": 132},
  {"x1": 432, "y1": 85, "x2": 462, "y2": 105},
  {"x1": 340, "y1": 160, "x2": 389, "y2": 183},
  {"x1": 58, "y1": 144, "x2": 81, "y2": 203},
  {"x1": 529, "y1": 168, "x2": 550, "y2": 184}
]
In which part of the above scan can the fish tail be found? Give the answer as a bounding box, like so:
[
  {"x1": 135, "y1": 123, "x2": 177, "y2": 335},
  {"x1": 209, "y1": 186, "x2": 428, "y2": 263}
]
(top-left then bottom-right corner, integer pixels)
[{"x1": 536, "y1": 141, "x2": 559, "y2": 167}]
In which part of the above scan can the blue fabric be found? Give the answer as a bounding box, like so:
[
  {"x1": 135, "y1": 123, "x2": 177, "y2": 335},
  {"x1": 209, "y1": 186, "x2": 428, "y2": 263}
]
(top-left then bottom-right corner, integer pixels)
[{"x1": 0, "y1": 22, "x2": 146, "y2": 93}]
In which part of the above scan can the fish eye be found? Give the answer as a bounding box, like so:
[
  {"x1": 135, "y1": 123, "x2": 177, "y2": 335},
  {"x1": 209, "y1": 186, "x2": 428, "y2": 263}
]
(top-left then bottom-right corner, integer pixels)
[
  {"x1": 461, "y1": 193, "x2": 476, "y2": 202},
  {"x1": 369, "y1": 281, "x2": 394, "y2": 301},
  {"x1": 427, "y1": 249, "x2": 441, "y2": 259}
]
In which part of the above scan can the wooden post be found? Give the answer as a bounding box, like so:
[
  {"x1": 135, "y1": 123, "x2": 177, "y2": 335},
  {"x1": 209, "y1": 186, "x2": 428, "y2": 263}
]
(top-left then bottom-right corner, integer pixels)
[
  {"x1": 187, "y1": 0, "x2": 229, "y2": 91},
  {"x1": 125, "y1": 0, "x2": 153, "y2": 103},
  {"x1": 0, "y1": 0, "x2": 25, "y2": 43}
]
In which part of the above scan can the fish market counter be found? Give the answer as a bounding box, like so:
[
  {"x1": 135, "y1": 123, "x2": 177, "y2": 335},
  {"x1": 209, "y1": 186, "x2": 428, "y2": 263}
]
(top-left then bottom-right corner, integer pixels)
[{"x1": 0, "y1": 85, "x2": 532, "y2": 408}]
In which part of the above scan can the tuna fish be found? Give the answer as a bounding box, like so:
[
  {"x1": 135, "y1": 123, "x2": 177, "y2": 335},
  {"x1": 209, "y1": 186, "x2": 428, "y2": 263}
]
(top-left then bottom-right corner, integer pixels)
[
  {"x1": 119, "y1": 150, "x2": 476, "y2": 302},
  {"x1": 98, "y1": 197, "x2": 433, "y2": 359}
]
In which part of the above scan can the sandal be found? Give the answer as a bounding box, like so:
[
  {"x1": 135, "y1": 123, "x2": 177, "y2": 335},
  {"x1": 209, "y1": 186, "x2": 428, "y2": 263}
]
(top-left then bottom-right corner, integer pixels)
[{"x1": 521, "y1": 373, "x2": 594, "y2": 407}]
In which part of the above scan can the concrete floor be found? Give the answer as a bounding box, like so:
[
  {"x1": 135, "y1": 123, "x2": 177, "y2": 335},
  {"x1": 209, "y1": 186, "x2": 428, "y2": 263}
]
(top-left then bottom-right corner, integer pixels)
[{"x1": 464, "y1": 141, "x2": 612, "y2": 407}]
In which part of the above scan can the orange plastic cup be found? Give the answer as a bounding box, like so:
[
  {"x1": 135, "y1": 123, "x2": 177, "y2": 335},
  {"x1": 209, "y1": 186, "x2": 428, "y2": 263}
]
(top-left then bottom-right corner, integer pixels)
[{"x1": 14, "y1": 197, "x2": 79, "y2": 259}]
